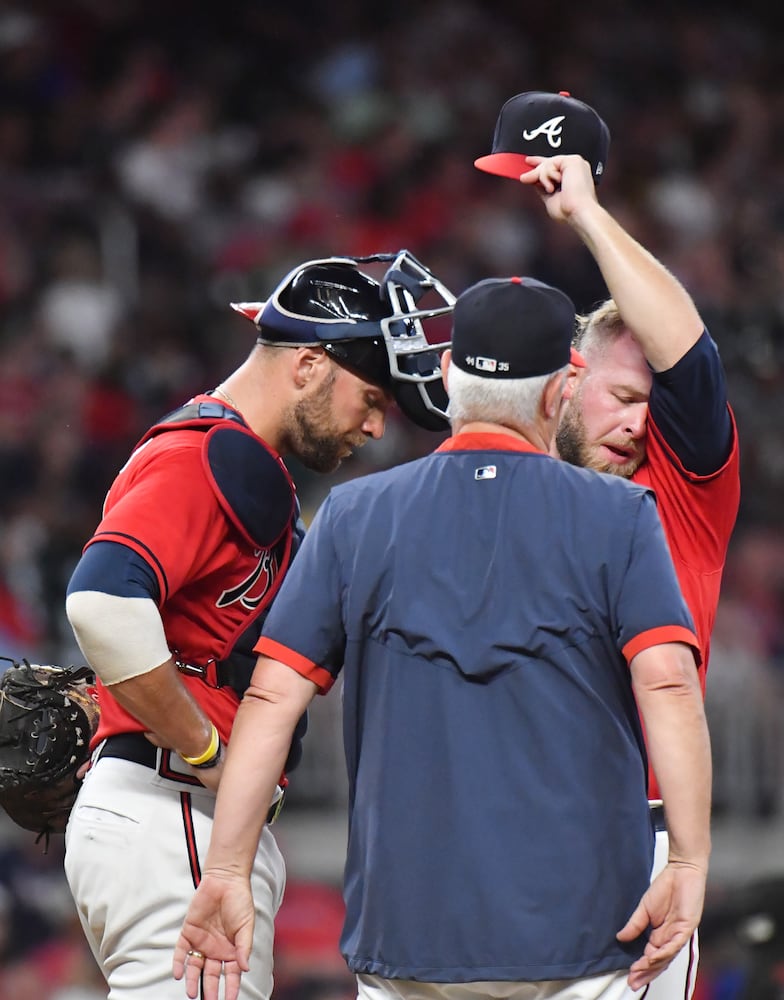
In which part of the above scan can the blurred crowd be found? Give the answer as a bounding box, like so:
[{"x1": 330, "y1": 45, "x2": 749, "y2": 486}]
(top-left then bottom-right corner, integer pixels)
[{"x1": 1, "y1": 0, "x2": 783, "y2": 996}]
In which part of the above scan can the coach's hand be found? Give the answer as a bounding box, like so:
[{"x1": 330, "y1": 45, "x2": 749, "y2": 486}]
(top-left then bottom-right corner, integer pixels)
[
  {"x1": 616, "y1": 860, "x2": 707, "y2": 990},
  {"x1": 173, "y1": 870, "x2": 254, "y2": 1000}
]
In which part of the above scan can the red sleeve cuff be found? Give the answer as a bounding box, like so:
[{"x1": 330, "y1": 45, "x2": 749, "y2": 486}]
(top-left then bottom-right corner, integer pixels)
[
  {"x1": 254, "y1": 637, "x2": 335, "y2": 692},
  {"x1": 622, "y1": 625, "x2": 702, "y2": 667}
]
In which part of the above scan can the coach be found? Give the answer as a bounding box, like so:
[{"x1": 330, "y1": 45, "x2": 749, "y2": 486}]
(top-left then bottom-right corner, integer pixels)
[{"x1": 174, "y1": 275, "x2": 712, "y2": 1000}]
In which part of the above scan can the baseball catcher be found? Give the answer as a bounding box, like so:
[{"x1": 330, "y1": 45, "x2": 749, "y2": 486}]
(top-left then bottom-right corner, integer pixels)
[{"x1": 0, "y1": 656, "x2": 99, "y2": 847}]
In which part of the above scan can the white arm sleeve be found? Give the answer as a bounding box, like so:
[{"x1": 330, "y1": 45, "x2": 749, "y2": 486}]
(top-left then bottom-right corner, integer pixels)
[{"x1": 65, "y1": 591, "x2": 172, "y2": 685}]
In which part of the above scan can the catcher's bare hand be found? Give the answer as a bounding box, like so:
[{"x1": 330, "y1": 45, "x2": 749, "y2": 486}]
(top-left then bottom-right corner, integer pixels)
[
  {"x1": 173, "y1": 870, "x2": 254, "y2": 1000},
  {"x1": 185, "y1": 753, "x2": 224, "y2": 792},
  {"x1": 616, "y1": 860, "x2": 707, "y2": 990},
  {"x1": 143, "y1": 730, "x2": 224, "y2": 791}
]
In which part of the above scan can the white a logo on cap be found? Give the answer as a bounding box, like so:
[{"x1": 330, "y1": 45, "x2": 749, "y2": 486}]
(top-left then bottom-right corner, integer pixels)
[{"x1": 522, "y1": 115, "x2": 566, "y2": 148}]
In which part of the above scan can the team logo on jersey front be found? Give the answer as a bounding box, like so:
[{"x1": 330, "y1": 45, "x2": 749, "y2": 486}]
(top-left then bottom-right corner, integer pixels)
[
  {"x1": 522, "y1": 115, "x2": 566, "y2": 148},
  {"x1": 216, "y1": 549, "x2": 279, "y2": 611}
]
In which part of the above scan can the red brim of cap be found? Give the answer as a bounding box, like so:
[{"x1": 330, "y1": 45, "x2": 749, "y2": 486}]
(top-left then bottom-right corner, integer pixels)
[
  {"x1": 570, "y1": 347, "x2": 586, "y2": 368},
  {"x1": 230, "y1": 302, "x2": 264, "y2": 323},
  {"x1": 474, "y1": 152, "x2": 538, "y2": 180}
]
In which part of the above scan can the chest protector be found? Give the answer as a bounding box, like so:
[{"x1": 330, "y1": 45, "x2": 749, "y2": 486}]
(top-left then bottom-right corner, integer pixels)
[{"x1": 139, "y1": 400, "x2": 304, "y2": 696}]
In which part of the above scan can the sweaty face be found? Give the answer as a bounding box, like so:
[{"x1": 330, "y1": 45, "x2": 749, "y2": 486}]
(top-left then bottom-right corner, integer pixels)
[
  {"x1": 288, "y1": 362, "x2": 389, "y2": 474},
  {"x1": 556, "y1": 331, "x2": 651, "y2": 479}
]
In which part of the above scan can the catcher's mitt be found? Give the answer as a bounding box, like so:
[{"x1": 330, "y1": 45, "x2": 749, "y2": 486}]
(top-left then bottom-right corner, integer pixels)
[{"x1": 0, "y1": 657, "x2": 100, "y2": 845}]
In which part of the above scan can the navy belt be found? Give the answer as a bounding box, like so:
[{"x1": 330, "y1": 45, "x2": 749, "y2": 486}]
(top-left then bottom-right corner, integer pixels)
[
  {"x1": 99, "y1": 732, "x2": 160, "y2": 768},
  {"x1": 98, "y1": 733, "x2": 283, "y2": 824},
  {"x1": 650, "y1": 804, "x2": 666, "y2": 833}
]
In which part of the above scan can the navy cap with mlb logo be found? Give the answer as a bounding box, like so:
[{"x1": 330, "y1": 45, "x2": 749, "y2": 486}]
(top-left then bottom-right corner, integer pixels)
[
  {"x1": 474, "y1": 90, "x2": 610, "y2": 185},
  {"x1": 451, "y1": 276, "x2": 585, "y2": 379}
]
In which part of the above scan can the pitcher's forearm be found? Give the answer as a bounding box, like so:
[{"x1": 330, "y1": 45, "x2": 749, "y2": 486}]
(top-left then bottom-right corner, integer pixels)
[{"x1": 567, "y1": 200, "x2": 703, "y2": 371}]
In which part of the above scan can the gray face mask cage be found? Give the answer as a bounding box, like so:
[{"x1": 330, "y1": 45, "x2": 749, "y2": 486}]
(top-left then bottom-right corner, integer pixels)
[{"x1": 368, "y1": 250, "x2": 455, "y2": 427}]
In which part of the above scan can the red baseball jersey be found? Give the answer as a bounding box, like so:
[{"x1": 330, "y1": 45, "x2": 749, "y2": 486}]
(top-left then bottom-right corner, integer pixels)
[
  {"x1": 634, "y1": 409, "x2": 740, "y2": 798},
  {"x1": 85, "y1": 404, "x2": 296, "y2": 745}
]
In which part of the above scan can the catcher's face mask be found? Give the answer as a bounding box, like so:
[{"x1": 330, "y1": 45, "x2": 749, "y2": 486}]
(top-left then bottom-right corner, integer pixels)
[{"x1": 231, "y1": 250, "x2": 455, "y2": 431}]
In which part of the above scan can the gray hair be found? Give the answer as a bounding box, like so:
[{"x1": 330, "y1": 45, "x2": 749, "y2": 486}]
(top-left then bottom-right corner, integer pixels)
[{"x1": 447, "y1": 361, "x2": 567, "y2": 428}]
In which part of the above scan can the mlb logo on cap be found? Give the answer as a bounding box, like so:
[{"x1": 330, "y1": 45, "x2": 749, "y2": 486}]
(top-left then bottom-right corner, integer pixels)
[
  {"x1": 474, "y1": 90, "x2": 610, "y2": 185},
  {"x1": 475, "y1": 356, "x2": 499, "y2": 373}
]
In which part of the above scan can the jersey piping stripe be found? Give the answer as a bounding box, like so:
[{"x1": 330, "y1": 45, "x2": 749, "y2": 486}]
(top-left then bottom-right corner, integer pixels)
[
  {"x1": 684, "y1": 931, "x2": 698, "y2": 998},
  {"x1": 637, "y1": 931, "x2": 696, "y2": 999},
  {"x1": 160, "y1": 748, "x2": 203, "y2": 787},
  {"x1": 90, "y1": 530, "x2": 171, "y2": 602},
  {"x1": 180, "y1": 792, "x2": 202, "y2": 888},
  {"x1": 179, "y1": 792, "x2": 206, "y2": 1000}
]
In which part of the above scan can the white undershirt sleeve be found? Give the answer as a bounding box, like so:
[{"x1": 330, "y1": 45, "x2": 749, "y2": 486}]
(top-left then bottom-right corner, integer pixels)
[{"x1": 65, "y1": 591, "x2": 172, "y2": 685}]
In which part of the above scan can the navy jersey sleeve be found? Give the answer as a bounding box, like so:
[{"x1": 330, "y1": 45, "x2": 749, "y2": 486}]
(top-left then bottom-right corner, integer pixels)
[
  {"x1": 260, "y1": 494, "x2": 347, "y2": 680},
  {"x1": 648, "y1": 329, "x2": 733, "y2": 475},
  {"x1": 614, "y1": 489, "x2": 698, "y2": 656},
  {"x1": 67, "y1": 540, "x2": 161, "y2": 602}
]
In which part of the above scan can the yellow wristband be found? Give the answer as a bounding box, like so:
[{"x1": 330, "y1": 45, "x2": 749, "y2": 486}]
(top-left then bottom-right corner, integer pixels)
[{"x1": 181, "y1": 724, "x2": 220, "y2": 767}]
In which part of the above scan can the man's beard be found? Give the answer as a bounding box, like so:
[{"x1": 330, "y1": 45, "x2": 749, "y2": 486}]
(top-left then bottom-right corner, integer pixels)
[
  {"x1": 556, "y1": 405, "x2": 642, "y2": 480},
  {"x1": 288, "y1": 371, "x2": 366, "y2": 474}
]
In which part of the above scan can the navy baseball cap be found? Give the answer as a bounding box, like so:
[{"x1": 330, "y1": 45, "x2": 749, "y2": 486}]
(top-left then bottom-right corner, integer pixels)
[
  {"x1": 474, "y1": 90, "x2": 610, "y2": 185},
  {"x1": 451, "y1": 276, "x2": 585, "y2": 379}
]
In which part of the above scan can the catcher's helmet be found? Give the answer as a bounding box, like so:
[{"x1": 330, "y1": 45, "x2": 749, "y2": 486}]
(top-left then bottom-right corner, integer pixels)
[{"x1": 231, "y1": 251, "x2": 454, "y2": 430}]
